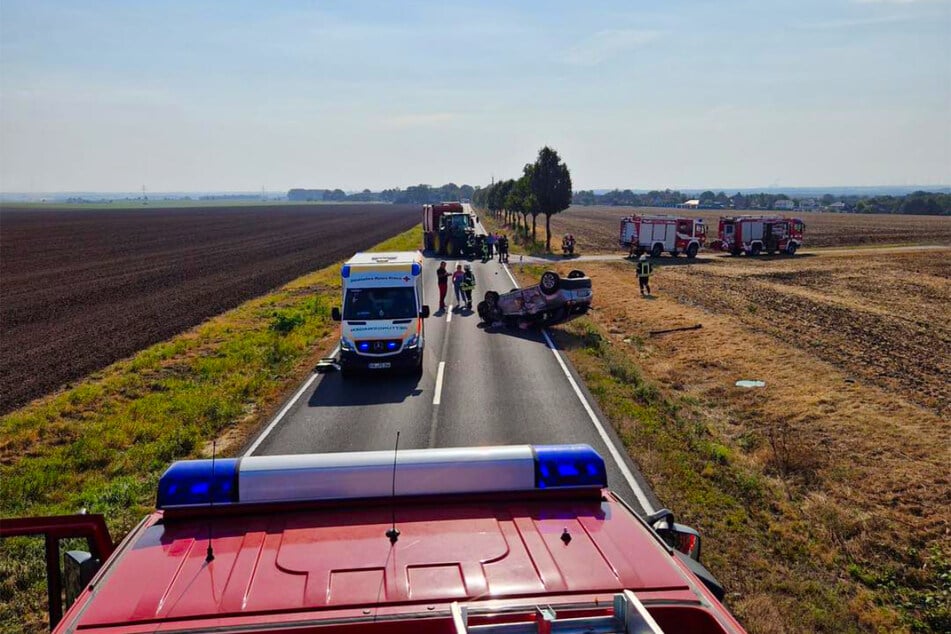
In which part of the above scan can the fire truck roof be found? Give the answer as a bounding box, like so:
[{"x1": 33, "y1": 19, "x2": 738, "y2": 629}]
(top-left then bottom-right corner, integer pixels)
[{"x1": 59, "y1": 446, "x2": 742, "y2": 633}]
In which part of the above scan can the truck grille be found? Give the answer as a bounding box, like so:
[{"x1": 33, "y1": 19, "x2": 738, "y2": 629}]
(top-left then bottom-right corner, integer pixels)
[{"x1": 356, "y1": 339, "x2": 403, "y2": 354}]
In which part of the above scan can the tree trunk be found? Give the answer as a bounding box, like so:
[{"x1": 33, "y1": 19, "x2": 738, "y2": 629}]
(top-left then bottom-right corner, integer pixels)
[
  {"x1": 532, "y1": 214, "x2": 537, "y2": 243},
  {"x1": 545, "y1": 214, "x2": 552, "y2": 251}
]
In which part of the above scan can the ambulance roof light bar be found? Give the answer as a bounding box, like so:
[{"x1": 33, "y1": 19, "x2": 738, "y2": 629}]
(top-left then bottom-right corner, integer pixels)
[{"x1": 156, "y1": 444, "x2": 606, "y2": 510}]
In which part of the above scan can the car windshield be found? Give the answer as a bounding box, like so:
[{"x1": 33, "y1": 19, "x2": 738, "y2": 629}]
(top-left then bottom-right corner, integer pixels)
[{"x1": 344, "y1": 287, "x2": 417, "y2": 320}]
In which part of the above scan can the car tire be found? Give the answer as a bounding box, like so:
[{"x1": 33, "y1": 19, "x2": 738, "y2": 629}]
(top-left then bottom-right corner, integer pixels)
[
  {"x1": 651, "y1": 243, "x2": 663, "y2": 258},
  {"x1": 567, "y1": 269, "x2": 585, "y2": 279},
  {"x1": 540, "y1": 271, "x2": 560, "y2": 294},
  {"x1": 686, "y1": 243, "x2": 699, "y2": 258}
]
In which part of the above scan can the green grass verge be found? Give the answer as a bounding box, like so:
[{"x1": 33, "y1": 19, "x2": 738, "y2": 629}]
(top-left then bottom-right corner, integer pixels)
[{"x1": 0, "y1": 226, "x2": 422, "y2": 633}]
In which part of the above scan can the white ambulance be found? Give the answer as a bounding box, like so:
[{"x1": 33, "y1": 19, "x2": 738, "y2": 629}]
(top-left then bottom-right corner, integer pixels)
[{"x1": 331, "y1": 251, "x2": 430, "y2": 377}]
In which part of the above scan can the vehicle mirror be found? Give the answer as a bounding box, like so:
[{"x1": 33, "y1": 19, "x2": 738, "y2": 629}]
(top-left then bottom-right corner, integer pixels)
[
  {"x1": 331, "y1": 307, "x2": 341, "y2": 322},
  {"x1": 419, "y1": 305, "x2": 430, "y2": 319},
  {"x1": 64, "y1": 550, "x2": 101, "y2": 608},
  {"x1": 648, "y1": 508, "x2": 702, "y2": 561}
]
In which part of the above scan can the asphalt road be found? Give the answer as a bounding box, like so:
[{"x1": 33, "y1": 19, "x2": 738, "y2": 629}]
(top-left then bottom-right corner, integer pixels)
[{"x1": 243, "y1": 233, "x2": 660, "y2": 516}]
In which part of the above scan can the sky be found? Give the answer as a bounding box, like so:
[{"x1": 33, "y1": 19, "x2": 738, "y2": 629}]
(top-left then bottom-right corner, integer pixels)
[{"x1": 1, "y1": 0, "x2": 949, "y2": 192}]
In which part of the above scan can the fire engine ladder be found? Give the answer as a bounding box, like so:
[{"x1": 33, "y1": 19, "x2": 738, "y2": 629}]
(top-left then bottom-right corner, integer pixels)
[{"x1": 450, "y1": 590, "x2": 664, "y2": 633}]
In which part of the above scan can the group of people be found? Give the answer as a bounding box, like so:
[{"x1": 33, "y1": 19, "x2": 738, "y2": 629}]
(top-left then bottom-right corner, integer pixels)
[
  {"x1": 436, "y1": 261, "x2": 476, "y2": 312},
  {"x1": 481, "y1": 233, "x2": 509, "y2": 263}
]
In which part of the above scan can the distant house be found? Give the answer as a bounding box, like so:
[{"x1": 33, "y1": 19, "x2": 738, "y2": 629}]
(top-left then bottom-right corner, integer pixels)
[
  {"x1": 798, "y1": 198, "x2": 817, "y2": 211},
  {"x1": 827, "y1": 202, "x2": 847, "y2": 212},
  {"x1": 773, "y1": 199, "x2": 795, "y2": 211},
  {"x1": 679, "y1": 199, "x2": 700, "y2": 209}
]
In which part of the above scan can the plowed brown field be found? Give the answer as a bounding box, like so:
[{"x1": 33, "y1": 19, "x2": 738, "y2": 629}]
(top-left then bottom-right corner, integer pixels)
[
  {"x1": 549, "y1": 206, "x2": 951, "y2": 253},
  {"x1": 0, "y1": 204, "x2": 418, "y2": 413}
]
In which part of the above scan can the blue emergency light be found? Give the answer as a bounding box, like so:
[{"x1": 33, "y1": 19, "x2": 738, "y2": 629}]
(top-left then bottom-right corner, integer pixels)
[
  {"x1": 156, "y1": 445, "x2": 606, "y2": 510},
  {"x1": 341, "y1": 264, "x2": 351, "y2": 278},
  {"x1": 358, "y1": 342, "x2": 370, "y2": 352},
  {"x1": 387, "y1": 341, "x2": 399, "y2": 350},
  {"x1": 411, "y1": 262, "x2": 422, "y2": 276}
]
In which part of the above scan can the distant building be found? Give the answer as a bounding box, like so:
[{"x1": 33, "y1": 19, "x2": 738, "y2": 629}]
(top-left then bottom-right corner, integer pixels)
[
  {"x1": 773, "y1": 199, "x2": 795, "y2": 211},
  {"x1": 679, "y1": 199, "x2": 700, "y2": 209},
  {"x1": 827, "y1": 201, "x2": 847, "y2": 212},
  {"x1": 798, "y1": 198, "x2": 817, "y2": 211}
]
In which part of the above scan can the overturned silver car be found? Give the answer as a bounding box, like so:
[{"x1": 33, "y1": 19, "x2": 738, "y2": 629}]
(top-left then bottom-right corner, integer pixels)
[{"x1": 477, "y1": 270, "x2": 593, "y2": 329}]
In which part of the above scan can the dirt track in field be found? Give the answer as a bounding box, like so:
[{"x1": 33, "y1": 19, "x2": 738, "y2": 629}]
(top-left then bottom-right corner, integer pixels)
[
  {"x1": 549, "y1": 206, "x2": 951, "y2": 253},
  {"x1": 0, "y1": 204, "x2": 418, "y2": 413}
]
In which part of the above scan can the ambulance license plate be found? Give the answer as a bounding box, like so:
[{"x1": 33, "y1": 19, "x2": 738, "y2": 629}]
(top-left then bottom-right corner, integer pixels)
[{"x1": 368, "y1": 362, "x2": 391, "y2": 369}]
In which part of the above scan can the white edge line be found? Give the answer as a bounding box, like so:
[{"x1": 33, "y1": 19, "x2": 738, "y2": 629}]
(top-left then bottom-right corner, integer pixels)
[
  {"x1": 433, "y1": 361, "x2": 446, "y2": 405},
  {"x1": 243, "y1": 344, "x2": 339, "y2": 457},
  {"x1": 502, "y1": 263, "x2": 655, "y2": 514},
  {"x1": 447, "y1": 307, "x2": 452, "y2": 322}
]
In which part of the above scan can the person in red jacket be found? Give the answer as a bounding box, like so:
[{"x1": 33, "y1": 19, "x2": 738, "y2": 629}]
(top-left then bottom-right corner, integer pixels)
[{"x1": 436, "y1": 261, "x2": 449, "y2": 312}]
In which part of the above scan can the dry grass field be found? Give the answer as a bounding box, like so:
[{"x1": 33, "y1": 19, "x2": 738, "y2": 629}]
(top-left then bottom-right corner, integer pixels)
[
  {"x1": 548, "y1": 206, "x2": 951, "y2": 253},
  {"x1": 515, "y1": 247, "x2": 949, "y2": 631}
]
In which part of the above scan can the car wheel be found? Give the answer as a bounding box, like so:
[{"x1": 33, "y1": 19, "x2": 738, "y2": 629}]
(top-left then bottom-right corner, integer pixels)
[
  {"x1": 540, "y1": 271, "x2": 561, "y2": 294},
  {"x1": 686, "y1": 243, "x2": 699, "y2": 258},
  {"x1": 651, "y1": 243, "x2": 663, "y2": 258},
  {"x1": 787, "y1": 242, "x2": 798, "y2": 255},
  {"x1": 567, "y1": 269, "x2": 585, "y2": 279}
]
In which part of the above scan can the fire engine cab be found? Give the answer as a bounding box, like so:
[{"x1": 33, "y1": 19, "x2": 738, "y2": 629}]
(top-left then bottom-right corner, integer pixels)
[
  {"x1": 6, "y1": 445, "x2": 747, "y2": 633},
  {"x1": 711, "y1": 216, "x2": 804, "y2": 256},
  {"x1": 619, "y1": 215, "x2": 707, "y2": 258}
]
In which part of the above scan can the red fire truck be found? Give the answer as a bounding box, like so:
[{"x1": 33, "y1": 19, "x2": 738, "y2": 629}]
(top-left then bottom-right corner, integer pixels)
[
  {"x1": 5, "y1": 445, "x2": 747, "y2": 633},
  {"x1": 710, "y1": 216, "x2": 804, "y2": 256},
  {"x1": 619, "y1": 215, "x2": 707, "y2": 258}
]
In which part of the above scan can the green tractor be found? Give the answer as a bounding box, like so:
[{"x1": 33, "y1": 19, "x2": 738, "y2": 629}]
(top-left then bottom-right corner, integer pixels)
[{"x1": 435, "y1": 212, "x2": 483, "y2": 258}]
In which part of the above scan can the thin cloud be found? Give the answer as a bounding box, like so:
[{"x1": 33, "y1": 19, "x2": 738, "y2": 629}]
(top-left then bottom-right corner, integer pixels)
[
  {"x1": 563, "y1": 29, "x2": 662, "y2": 66},
  {"x1": 387, "y1": 113, "x2": 458, "y2": 128},
  {"x1": 795, "y1": 14, "x2": 917, "y2": 29}
]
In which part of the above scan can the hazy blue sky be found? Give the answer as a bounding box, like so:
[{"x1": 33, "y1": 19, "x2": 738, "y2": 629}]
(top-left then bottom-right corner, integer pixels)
[{"x1": 1, "y1": 0, "x2": 948, "y2": 192}]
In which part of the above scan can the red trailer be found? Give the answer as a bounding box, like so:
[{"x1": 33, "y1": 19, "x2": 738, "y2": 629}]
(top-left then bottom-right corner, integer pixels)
[
  {"x1": 619, "y1": 214, "x2": 707, "y2": 258},
  {"x1": 710, "y1": 216, "x2": 804, "y2": 255}
]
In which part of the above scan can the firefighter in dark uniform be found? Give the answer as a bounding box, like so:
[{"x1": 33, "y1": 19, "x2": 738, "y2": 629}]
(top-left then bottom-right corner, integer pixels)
[
  {"x1": 461, "y1": 264, "x2": 476, "y2": 310},
  {"x1": 637, "y1": 253, "x2": 653, "y2": 296}
]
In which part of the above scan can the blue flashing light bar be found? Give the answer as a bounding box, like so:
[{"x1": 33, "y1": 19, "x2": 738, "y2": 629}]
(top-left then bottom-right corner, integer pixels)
[
  {"x1": 341, "y1": 264, "x2": 351, "y2": 278},
  {"x1": 157, "y1": 458, "x2": 239, "y2": 509},
  {"x1": 386, "y1": 341, "x2": 399, "y2": 350},
  {"x1": 156, "y1": 445, "x2": 605, "y2": 510},
  {"x1": 358, "y1": 342, "x2": 370, "y2": 352},
  {"x1": 533, "y1": 444, "x2": 607, "y2": 489},
  {"x1": 411, "y1": 262, "x2": 422, "y2": 276}
]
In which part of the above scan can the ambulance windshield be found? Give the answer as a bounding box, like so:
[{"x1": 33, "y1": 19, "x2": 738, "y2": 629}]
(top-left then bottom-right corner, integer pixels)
[{"x1": 344, "y1": 287, "x2": 417, "y2": 320}]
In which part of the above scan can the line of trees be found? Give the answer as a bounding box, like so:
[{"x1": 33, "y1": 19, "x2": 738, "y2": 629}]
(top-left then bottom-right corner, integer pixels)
[
  {"x1": 572, "y1": 188, "x2": 950, "y2": 215},
  {"x1": 471, "y1": 147, "x2": 573, "y2": 250},
  {"x1": 288, "y1": 183, "x2": 476, "y2": 204}
]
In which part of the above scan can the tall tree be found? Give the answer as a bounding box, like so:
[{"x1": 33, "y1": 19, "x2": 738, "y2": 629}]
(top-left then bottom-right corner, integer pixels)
[{"x1": 529, "y1": 147, "x2": 572, "y2": 251}]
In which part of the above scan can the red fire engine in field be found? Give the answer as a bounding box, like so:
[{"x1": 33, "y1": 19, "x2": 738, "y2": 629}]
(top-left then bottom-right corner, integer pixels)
[
  {"x1": 5, "y1": 445, "x2": 747, "y2": 633},
  {"x1": 710, "y1": 216, "x2": 805, "y2": 256},
  {"x1": 619, "y1": 215, "x2": 707, "y2": 258}
]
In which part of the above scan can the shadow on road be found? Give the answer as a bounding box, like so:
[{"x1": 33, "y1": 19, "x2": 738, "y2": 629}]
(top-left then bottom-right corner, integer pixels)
[
  {"x1": 307, "y1": 372, "x2": 423, "y2": 407},
  {"x1": 476, "y1": 320, "x2": 552, "y2": 343}
]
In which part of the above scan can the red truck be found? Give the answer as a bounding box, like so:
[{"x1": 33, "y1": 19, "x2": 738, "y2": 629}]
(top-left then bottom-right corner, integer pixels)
[
  {"x1": 710, "y1": 216, "x2": 804, "y2": 256},
  {"x1": 619, "y1": 215, "x2": 707, "y2": 258},
  {"x1": 422, "y1": 202, "x2": 482, "y2": 257},
  {"x1": 5, "y1": 445, "x2": 747, "y2": 633}
]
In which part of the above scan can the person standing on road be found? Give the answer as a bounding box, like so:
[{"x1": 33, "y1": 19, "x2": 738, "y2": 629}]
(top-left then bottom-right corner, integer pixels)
[
  {"x1": 481, "y1": 237, "x2": 490, "y2": 263},
  {"x1": 436, "y1": 261, "x2": 449, "y2": 312},
  {"x1": 461, "y1": 263, "x2": 476, "y2": 310},
  {"x1": 452, "y1": 264, "x2": 465, "y2": 308},
  {"x1": 637, "y1": 253, "x2": 653, "y2": 296},
  {"x1": 498, "y1": 234, "x2": 509, "y2": 263},
  {"x1": 487, "y1": 233, "x2": 496, "y2": 259}
]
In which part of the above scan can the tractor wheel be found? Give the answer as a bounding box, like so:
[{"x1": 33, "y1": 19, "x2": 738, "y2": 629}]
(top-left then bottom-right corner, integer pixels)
[
  {"x1": 786, "y1": 242, "x2": 798, "y2": 255},
  {"x1": 686, "y1": 243, "x2": 699, "y2": 258},
  {"x1": 651, "y1": 243, "x2": 663, "y2": 258},
  {"x1": 540, "y1": 271, "x2": 561, "y2": 294},
  {"x1": 446, "y1": 240, "x2": 457, "y2": 257}
]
